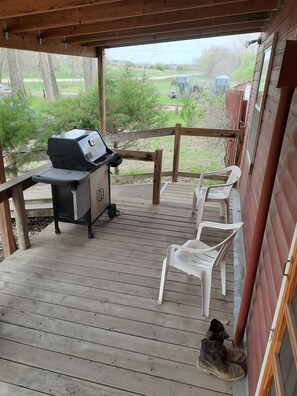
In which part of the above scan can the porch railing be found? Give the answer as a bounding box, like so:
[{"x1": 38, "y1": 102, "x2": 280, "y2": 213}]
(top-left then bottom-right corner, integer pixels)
[{"x1": 0, "y1": 124, "x2": 244, "y2": 258}]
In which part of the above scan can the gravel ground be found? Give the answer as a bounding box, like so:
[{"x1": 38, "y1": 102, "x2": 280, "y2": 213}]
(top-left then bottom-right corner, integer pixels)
[{"x1": 0, "y1": 217, "x2": 53, "y2": 262}]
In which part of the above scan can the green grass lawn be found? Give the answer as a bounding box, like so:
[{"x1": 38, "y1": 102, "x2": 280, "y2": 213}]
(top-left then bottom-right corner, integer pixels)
[
  {"x1": 25, "y1": 80, "x2": 85, "y2": 94},
  {"x1": 113, "y1": 129, "x2": 225, "y2": 177}
]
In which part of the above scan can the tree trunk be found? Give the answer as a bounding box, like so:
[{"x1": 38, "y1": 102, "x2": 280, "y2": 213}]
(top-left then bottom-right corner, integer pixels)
[
  {"x1": 83, "y1": 57, "x2": 96, "y2": 89},
  {"x1": 39, "y1": 52, "x2": 60, "y2": 100},
  {"x1": 6, "y1": 49, "x2": 26, "y2": 95},
  {"x1": 0, "y1": 49, "x2": 4, "y2": 81}
]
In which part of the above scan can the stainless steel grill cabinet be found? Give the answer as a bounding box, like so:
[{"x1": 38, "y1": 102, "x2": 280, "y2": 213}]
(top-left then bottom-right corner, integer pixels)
[{"x1": 33, "y1": 129, "x2": 122, "y2": 238}]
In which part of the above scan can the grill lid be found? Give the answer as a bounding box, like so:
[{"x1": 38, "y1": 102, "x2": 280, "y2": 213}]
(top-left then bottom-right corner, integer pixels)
[{"x1": 47, "y1": 129, "x2": 115, "y2": 171}]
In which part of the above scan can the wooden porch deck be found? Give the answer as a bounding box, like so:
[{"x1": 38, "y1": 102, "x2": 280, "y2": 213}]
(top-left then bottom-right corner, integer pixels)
[{"x1": 0, "y1": 182, "x2": 237, "y2": 395}]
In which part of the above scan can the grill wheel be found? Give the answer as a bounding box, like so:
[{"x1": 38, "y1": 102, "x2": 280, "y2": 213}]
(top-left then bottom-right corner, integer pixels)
[{"x1": 108, "y1": 204, "x2": 119, "y2": 219}]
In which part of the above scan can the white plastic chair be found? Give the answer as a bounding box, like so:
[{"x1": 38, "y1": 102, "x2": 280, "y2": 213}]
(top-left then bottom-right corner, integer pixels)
[
  {"x1": 158, "y1": 221, "x2": 243, "y2": 318},
  {"x1": 192, "y1": 165, "x2": 241, "y2": 229}
]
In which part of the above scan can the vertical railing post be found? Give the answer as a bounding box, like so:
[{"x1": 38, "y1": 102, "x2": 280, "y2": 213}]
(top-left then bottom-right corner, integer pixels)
[
  {"x1": 172, "y1": 123, "x2": 181, "y2": 182},
  {"x1": 97, "y1": 47, "x2": 106, "y2": 135},
  {"x1": 152, "y1": 149, "x2": 162, "y2": 205},
  {"x1": 12, "y1": 185, "x2": 30, "y2": 250},
  {"x1": 0, "y1": 144, "x2": 16, "y2": 257}
]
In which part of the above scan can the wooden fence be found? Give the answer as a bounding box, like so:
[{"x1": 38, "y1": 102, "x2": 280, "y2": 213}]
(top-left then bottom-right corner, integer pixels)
[{"x1": 0, "y1": 124, "x2": 244, "y2": 258}]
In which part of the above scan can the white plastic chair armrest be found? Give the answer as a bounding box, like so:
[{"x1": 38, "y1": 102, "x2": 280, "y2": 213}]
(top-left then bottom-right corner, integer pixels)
[
  {"x1": 202, "y1": 181, "x2": 237, "y2": 199},
  {"x1": 196, "y1": 221, "x2": 244, "y2": 240},
  {"x1": 166, "y1": 243, "x2": 219, "y2": 266},
  {"x1": 198, "y1": 168, "x2": 230, "y2": 189}
]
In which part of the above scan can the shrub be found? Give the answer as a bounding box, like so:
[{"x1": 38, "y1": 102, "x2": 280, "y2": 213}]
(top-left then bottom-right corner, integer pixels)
[{"x1": 0, "y1": 94, "x2": 40, "y2": 175}]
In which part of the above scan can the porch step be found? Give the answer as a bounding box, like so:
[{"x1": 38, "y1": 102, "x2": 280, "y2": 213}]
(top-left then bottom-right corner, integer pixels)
[
  {"x1": 9, "y1": 183, "x2": 167, "y2": 218},
  {"x1": 9, "y1": 187, "x2": 53, "y2": 218}
]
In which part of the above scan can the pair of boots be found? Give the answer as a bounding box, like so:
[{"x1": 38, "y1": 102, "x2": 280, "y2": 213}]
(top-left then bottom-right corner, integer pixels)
[{"x1": 197, "y1": 319, "x2": 246, "y2": 381}]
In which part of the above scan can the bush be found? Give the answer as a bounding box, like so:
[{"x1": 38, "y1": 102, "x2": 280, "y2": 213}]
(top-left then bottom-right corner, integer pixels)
[
  {"x1": 42, "y1": 66, "x2": 168, "y2": 146},
  {"x1": 0, "y1": 94, "x2": 40, "y2": 175}
]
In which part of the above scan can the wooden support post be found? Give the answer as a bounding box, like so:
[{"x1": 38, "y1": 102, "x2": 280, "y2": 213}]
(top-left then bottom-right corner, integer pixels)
[
  {"x1": 97, "y1": 47, "x2": 106, "y2": 135},
  {"x1": 12, "y1": 184, "x2": 30, "y2": 250},
  {"x1": 172, "y1": 123, "x2": 181, "y2": 182},
  {"x1": 0, "y1": 144, "x2": 16, "y2": 257},
  {"x1": 152, "y1": 149, "x2": 162, "y2": 205}
]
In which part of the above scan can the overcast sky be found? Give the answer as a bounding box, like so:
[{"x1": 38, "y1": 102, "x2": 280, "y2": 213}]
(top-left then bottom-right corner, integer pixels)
[{"x1": 106, "y1": 33, "x2": 260, "y2": 65}]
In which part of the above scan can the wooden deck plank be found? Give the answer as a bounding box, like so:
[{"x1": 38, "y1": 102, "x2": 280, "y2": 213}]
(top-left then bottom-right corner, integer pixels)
[
  {"x1": 0, "y1": 256, "x2": 234, "y2": 297},
  {"x1": 0, "y1": 382, "x2": 48, "y2": 396},
  {"x1": 0, "y1": 321, "x2": 232, "y2": 395},
  {"x1": 0, "y1": 252, "x2": 235, "y2": 295},
  {"x1": 0, "y1": 339, "x2": 232, "y2": 396},
  {"x1": 0, "y1": 182, "x2": 238, "y2": 395},
  {"x1": 0, "y1": 359, "x2": 133, "y2": 396}
]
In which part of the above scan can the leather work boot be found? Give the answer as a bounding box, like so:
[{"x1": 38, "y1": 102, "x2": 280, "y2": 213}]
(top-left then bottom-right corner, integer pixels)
[
  {"x1": 205, "y1": 319, "x2": 229, "y2": 342},
  {"x1": 198, "y1": 339, "x2": 245, "y2": 381},
  {"x1": 205, "y1": 319, "x2": 246, "y2": 365}
]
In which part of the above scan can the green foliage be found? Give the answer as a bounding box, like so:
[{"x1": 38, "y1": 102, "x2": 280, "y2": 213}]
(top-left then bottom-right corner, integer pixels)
[
  {"x1": 180, "y1": 97, "x2": 197, "y2": 127},
  {"x1": 180, "y1": 95, "x2": 207, "y2": 127},
  {"x1": 106, "y1": 66, "x2": 167, "y2": 134},
  {"x1": 232, "y1": 52, "x2": 257, "y2": 81},
  {"x1": 176, "y1": 64, "x2": 197, "y2": 71},
  {"x1": 45, "y1": 89, "x2": 99, "y2": 133},
  {"x1": 155, "y1": 63, "x2": 165, "y2": 71},
  {"x1": 40, "y1": 66, "x2": 167, "y2": 151},
  {"x1": 0, "y1": 94, "x2": 40, "y2": 174}
]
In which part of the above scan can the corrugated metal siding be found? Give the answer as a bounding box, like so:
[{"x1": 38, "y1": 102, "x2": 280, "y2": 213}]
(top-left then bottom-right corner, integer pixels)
[{"x1": 239, "y1": 0, "x2": 297, "y2": 394}]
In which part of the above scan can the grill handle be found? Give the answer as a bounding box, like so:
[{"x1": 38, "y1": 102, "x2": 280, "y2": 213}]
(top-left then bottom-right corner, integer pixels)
[{"x1": 97, "y1": 188, "x2": 104, "y2": 201}]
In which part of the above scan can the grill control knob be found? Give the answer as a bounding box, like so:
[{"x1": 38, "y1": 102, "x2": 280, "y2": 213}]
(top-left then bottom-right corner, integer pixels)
[{"x1": 88, "y1": 139, "x2": 95, "y2": 147}]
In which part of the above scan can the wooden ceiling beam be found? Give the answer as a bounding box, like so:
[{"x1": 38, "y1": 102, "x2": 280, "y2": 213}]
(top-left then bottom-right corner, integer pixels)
[
  {"x1": 39, "y1": 9, "x2": 270, "y2": 40},
  {"x1": 3, "y1": 0, "x2": 275, "y2": 34},
  {"x1": 0, "y1": 32, "x2": 96, "y2": 57},
  {"x1": 0, "y1": 0, "x2": 120, "y2": 19},
  {"x1": 66, "y1": 15, "x2": 268, "y2": 44},
  {"x1": 86, "y1": 22, "x2": 264, "y2": 48}
]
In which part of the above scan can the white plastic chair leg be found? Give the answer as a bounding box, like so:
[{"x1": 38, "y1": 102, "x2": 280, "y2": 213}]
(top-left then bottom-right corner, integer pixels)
[
  {"x1": 158, "y1": 258, "x2": 169, "y2": 304},
  {"x1": 196, "y1": 197, "x2": 205, "y2": 229},
  {"x1": 219, "y1": 260, "x2": 226, "y2": 296},
  {"x1": 220, "y1": 202, "x2": 225, "y2": 217},
  {"x1": 226, "y1": 198, "x2": 230, "y2": 223},
  {"x1": 192, "y1": 192, "x2": 197, "y2": 214},
  {"x1": 201, "y1": 271, "x2": 212, "y2": 318}
]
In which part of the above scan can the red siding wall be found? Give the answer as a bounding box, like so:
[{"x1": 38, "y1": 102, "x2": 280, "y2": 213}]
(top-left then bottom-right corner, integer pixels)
[{"x1": 239, "y1": 0, "x2": 297, "y2": 393}]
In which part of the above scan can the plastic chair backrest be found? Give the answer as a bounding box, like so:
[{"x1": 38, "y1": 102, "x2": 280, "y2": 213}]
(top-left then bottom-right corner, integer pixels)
[
  {"x1": 211, "y1": 223, "x2": 243, "y2": 268},
  {"x1": 222, "y1": 165, "x2": 241, "y2": 196}
]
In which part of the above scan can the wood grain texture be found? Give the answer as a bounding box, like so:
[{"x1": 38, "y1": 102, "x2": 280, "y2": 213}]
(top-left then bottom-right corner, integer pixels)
[
  {"x1": 0, "y1": 0, "x2": 279, "y2": 56},
  {"x1": 0, "y1": 182, "x2": 236, "y2": 395}
]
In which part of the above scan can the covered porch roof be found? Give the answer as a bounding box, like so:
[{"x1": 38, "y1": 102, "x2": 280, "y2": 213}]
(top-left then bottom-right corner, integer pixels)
[{"x1": 0, "y1": 0, "x2": 282, "y2": 57}]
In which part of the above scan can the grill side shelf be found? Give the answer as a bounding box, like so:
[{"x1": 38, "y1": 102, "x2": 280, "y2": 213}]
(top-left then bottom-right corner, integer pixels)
[{"x1": 32, "y1": 168, "x2": 90, "y2": 186}]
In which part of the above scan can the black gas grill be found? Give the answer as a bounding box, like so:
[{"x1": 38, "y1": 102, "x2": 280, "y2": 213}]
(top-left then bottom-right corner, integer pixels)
[{"x1": 33, "y1": 129, "x2": 122, "y2": 238}]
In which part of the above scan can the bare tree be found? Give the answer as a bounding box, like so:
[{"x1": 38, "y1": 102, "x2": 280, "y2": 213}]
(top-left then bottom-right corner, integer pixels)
[
  {"x1": 83, "y1": 57, "x2": 97, "y2": 89},
  {"x1": 39, "y1": 52, "x2": 60, "y2": 100},
  {"x1": 0, "y1": 49, "x2": 4, "y2": 81},
  {"x1": 197, "y1": 46, "x2": 240, "y2": 78},
  {"x1": 6, "y1": 49, "x2": 26, "y2": 95}
]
